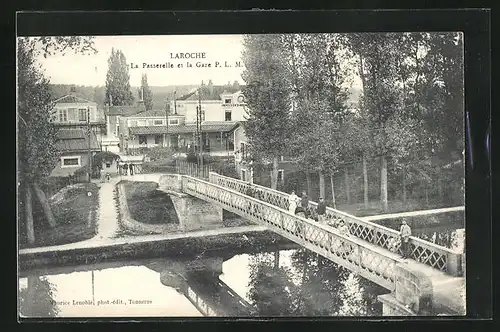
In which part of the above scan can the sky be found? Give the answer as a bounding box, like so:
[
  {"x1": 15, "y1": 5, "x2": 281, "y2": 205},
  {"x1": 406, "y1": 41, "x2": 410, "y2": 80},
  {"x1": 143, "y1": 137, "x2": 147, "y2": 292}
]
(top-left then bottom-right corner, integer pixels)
[{"x1": 34, "y1": 35, "x2": 246, "y2": 87}]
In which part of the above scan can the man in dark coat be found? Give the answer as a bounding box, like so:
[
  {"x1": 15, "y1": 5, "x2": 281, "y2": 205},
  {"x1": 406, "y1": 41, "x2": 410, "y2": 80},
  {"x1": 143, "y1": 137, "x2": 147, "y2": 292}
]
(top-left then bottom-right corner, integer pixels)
[
  {"x1": 317, "y1": 197, "x2": 327, "y2": 223},
  {"x1": 301, "y1": 191, "x2": 309, "y2": 217}
]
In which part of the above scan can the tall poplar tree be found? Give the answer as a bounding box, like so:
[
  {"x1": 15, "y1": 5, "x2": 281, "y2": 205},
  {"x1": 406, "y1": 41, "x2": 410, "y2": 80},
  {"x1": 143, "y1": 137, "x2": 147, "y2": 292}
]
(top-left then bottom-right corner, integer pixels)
[
  {"x1": 241, "y1": 34, "x2": 292, "y2": 189},
  {"x1": 105, "y1": 48, "x2": 134, "y2": 106},
  {"x1": 140, "y1": 73, "x2": 153, "y2": 111}
]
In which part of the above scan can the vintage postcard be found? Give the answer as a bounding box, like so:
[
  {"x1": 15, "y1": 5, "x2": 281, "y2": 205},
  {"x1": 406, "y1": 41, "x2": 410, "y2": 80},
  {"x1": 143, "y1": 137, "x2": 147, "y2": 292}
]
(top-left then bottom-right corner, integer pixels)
[{"x1": 17, "y1": 32, "x2": 466, "y2": 318}]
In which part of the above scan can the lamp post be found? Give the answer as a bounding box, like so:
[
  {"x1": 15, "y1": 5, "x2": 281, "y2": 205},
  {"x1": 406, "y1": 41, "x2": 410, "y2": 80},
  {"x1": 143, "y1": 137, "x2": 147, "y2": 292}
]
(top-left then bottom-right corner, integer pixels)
[
  {"x1": 165, "y1": 99, "x2": 169, "y2": 148},
  {"x1": 174, "y1": 90, "x2": 177, "y2": 115},
  {"x1": 87, "y1": 106, "x2": 92, "y2": 183},
  {"x1": 197, "y1": 86, "x2": 204, "y2": 176}
]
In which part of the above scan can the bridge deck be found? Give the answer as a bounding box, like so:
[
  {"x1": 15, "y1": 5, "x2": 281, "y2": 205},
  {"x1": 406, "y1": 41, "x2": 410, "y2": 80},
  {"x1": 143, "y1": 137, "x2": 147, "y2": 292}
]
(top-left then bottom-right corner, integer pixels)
[{"x1": 174, "y1": 173, "x2": 465, "y2": 315}]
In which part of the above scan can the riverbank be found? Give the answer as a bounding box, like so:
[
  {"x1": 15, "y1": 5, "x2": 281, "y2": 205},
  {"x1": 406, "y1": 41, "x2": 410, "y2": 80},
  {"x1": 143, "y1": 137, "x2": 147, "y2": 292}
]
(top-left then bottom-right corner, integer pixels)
[
  {"x1": 18, "y1": 225, "x2": 295, "y2": 271},
  {"x1": 19, "y1": 183, "x2": 99, "y2": 249}
]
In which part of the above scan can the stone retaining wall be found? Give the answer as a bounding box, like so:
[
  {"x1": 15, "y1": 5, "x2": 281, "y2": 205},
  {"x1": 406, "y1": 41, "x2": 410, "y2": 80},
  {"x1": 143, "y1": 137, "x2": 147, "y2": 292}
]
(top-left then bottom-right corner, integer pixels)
[{"x1": 116, "y1": 182, "x2": 178, "y2": 235}]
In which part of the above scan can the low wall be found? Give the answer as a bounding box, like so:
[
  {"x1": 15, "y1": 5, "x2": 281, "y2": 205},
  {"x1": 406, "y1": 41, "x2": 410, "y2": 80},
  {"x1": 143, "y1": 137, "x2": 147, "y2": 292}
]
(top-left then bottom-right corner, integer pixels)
[
  {"x1": 19, "y1": 229, "x2": 291, "y2": 271},
  {"x1": 366, "y1": 210, "x2": 465, "y2": 229},
  {"x1": 116, "y1": 182, "x2": 177, "y2": 234}
]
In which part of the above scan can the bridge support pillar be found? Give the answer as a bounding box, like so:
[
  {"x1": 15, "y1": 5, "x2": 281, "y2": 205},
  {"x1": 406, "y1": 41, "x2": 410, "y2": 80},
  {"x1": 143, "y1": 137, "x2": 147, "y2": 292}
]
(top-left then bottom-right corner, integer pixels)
[
  {"x1": 377, "y1": 263, "x2": 434, "y2": 316},
  {"x1": 170, "y1": 194, "x2": 223, "y2": 231}
]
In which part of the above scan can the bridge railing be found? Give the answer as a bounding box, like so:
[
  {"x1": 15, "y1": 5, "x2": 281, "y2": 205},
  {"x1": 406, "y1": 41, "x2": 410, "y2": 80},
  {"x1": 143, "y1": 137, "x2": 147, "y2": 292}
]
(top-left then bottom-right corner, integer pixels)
[
  {"x1": 207, "y1": 172, "x2": 463, "y2": 277},
  {"x1": 184, "y1": 175, "x2": 400, "y2": 290}
]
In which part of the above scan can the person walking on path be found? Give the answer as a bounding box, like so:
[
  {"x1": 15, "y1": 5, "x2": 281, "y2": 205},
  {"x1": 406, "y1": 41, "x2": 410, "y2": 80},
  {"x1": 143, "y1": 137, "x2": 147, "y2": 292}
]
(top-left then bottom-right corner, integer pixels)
[
  {"x1": 400, "y1": 219, "x2": 412, "y2": 259},
  {"x1": 288, "y1": 190, "x2": 299, "y2": 214},
  {"x1": 129, "y1": 163, "x2": 134, "y2": 175},
  {"x1": 317, "y1": 197, "x2": 327, "y2": 223}
]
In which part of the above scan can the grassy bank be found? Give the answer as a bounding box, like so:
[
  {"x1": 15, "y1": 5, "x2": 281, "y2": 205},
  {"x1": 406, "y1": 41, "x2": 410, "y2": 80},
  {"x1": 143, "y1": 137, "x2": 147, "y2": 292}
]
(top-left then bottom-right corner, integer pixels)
[
  {"x1": 20, "y1": 183, "x2": 99, "y2": 249},
  {"x1": 122, "y1": 181, "x2": 179, "y2": 225}
]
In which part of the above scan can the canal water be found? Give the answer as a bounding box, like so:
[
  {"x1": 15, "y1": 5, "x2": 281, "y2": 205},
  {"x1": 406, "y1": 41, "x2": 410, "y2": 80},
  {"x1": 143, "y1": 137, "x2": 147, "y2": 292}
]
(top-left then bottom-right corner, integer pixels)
[{"x1": 19, "y1": 246, "x2": 389, "y2": 318}]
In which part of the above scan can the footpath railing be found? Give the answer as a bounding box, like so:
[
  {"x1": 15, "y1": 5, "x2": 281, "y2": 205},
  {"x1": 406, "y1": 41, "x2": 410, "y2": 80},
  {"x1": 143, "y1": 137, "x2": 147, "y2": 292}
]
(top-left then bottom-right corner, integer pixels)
[
  {"x1": 207, "y1": 172, "x2": 463, "y2": 277},
  {"x1": 182, "y1": 175, "x2": 400, "y2": 290}
]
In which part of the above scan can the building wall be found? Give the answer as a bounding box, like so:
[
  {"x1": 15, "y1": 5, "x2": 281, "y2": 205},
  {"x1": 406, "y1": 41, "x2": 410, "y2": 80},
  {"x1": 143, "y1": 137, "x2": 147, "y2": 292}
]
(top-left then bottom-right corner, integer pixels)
[
  {"x1": 127, "y1": 132, "x2": 233, "y2": 153},
  {"x1": 126, "y1": 115, "x2": 185, "y2": 127},
  {"x1": 173, "y1": 99, "x2": 247, "y2": 123},
  {"x1": 52, "y1": 102, "x2": 103, "y2": 124},
  {"x1": 50, "y1": 151, "x2": 93, "y2": 177},
  {"x1": 101, "y1": 159, "x2": 119, "y2": 175},
  {"x1": 220, "y1": 91, "x2": 248, "y2": 122}
]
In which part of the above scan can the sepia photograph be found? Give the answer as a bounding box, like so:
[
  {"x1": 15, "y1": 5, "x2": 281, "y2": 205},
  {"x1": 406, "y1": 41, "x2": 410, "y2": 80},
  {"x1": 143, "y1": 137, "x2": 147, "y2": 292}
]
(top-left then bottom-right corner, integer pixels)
[{"x1": 17, "y1": 31, "x2": 466, "y2": 318}]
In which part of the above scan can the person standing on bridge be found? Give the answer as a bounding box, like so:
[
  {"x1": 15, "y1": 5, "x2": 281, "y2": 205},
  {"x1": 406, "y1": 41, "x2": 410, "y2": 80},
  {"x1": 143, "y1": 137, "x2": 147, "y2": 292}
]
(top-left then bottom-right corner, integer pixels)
[
  {"x1": 288, "y1": 190, "x2": 299, "y2": 214},
  {"x1": 399, "y1": 219, "x2": 412, "y2": 259},
  {"x1": 317, "y1": 197, "x2": 327, "y2": 223},
  {"x1": 301, "y1": 191, "x2": 309, "y2": 217}
]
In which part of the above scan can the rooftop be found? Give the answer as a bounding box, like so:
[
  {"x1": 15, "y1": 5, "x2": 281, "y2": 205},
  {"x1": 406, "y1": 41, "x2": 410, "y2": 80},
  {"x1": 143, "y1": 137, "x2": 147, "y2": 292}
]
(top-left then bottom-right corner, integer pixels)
[
  {"x1": 56, "y1": 128, "x2": 100, "y2": 152},
  {"x1": 127, "y1": 110, "x2": 170, "y2": 118},
  {"x1": 53, "y1": 95, "x2": 95, "y2": 104},
  {"x1": 128, "y1": 121, "x2": 239, "y2": 135},
  {"x1": 106, "y1": 105, "x2": 146, "y2": 116}
]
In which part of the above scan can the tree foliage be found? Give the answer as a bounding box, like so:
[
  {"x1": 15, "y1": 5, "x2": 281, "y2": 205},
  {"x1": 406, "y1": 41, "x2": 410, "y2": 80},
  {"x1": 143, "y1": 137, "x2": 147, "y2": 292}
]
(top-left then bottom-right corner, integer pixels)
[
  {"x1": 140, "y1": 73, "x2": 154, "y2": 111},
  {"x1": 105, "y1": 48, "x2": 134, "y2": 106},
  {"x1": 17, "y1": 36, "x2": 97, "y2": 244},
  {"x1": 241, "y1": 34, "x2": 292, "y2": 164},
  {"x1": 18, "y1": 39, "x2": 60, "y2": 183}
]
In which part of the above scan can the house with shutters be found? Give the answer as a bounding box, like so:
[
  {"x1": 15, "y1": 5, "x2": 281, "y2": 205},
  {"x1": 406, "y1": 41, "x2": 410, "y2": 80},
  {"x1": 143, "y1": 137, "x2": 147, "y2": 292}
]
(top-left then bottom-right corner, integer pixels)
[
  {"x1": 49, "y1": 94, "x2": 105, "y2": 178},
  {"x1": 51, "y1": 94, "x2": 106, "y2": 143}
]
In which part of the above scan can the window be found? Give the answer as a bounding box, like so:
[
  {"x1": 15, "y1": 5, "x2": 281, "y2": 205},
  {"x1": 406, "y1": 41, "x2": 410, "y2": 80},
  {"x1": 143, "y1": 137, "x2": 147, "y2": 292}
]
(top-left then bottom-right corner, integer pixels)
[
  {"x1": 105, "y1": 162, "x2": 111, "y2": 168},
  {"x1": 225, "y1": 110, "x2": 232, "y2": 121},
  {"x1": 154, "y1": 135, "x2": 163, "y2": 145},
  {"x1": 129, "y1": 120, "x2": 138, "y2": 127},
  {"x1": 138, "y1": 135, "x2": 147, "y2": 145},
  {"x1": 154, "y1": 119, "x2": 163, "y2": 125},
  {"x1": 138, "y1": 120, "x2": 146, "y2": 126},
  {"x1": 278, "y1": 169, "x2": 285, "y2": 182},
  {"x1": 78, "y1": 108, "x2": 87, "y2": 122},
  {"x1": 169, "y1": 119, "x2": 179, "y2": 125},
  {"x1": 61, "y1": 156, "x2": 80, "y2": 168},
  {"x1": 241, "y1": 169, "x2": 247, "y2": 182},
  {"x1": 58, "y1": 109, "x2": 68, "y2": 122},
  {"x1": 225, "y1": 98, "x2": 232, "y2": 104}
]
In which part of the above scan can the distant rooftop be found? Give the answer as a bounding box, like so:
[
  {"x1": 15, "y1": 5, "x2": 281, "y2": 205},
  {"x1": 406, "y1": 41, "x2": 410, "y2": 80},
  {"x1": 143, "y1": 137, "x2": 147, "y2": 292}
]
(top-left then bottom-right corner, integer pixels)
[
  {"x1": 106, "y1": 105, "x2": 145, "y2": 116},
  {"x1": 127, "y1": 110, "x2": 168, "y2": 118},
  {"x1": 53, "y1": 95, "x2": 95, "y2": 104},
  {"x1": 56, "y1": 128, "x2": 100, "y2": 152}
]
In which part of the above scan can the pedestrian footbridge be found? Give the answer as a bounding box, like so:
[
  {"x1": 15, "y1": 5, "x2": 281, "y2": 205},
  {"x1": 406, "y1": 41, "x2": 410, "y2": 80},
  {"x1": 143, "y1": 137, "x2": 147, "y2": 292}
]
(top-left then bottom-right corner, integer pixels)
[{"x1": 123, "y1": 172, "x2": 466, "y2": 316}]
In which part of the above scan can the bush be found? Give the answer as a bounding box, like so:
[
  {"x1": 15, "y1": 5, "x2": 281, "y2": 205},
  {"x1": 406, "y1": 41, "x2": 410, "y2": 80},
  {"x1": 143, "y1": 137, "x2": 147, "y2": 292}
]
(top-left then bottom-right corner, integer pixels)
[
  {"x1": 146, "y1": 147, "x2": 175, "y2": 162},
  {"x1": 186, "y1": 151, "x2": 197, "y2": 163}
]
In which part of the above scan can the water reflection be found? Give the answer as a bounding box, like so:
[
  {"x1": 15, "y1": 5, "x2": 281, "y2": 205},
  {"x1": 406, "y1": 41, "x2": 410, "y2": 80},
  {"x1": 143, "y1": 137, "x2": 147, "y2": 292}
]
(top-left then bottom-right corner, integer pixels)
[
  {"x1": 19, "y1": 247, "x2": 388, "y2": 318},
  {"x1": 19, "y1": 276, "x2": 60, "y2": 317},
  {"x1": 243, "y1": 249, "x2": 386, "y2": 316}
]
